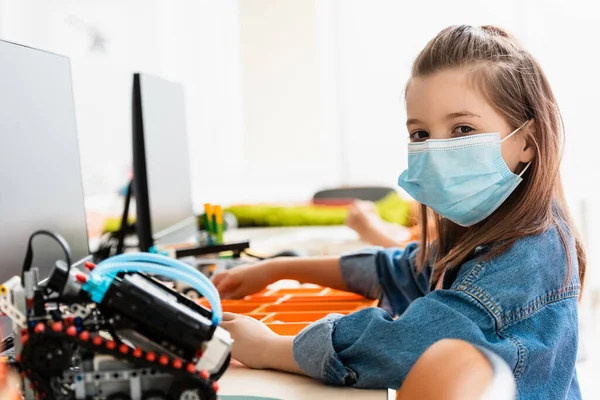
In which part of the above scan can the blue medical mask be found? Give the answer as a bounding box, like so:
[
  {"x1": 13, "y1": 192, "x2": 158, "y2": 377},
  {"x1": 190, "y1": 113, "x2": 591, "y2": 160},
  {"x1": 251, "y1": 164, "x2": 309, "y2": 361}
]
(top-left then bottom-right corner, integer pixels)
[{"x1": 398, "y1": 123, "x2": 530, "y2": 227}]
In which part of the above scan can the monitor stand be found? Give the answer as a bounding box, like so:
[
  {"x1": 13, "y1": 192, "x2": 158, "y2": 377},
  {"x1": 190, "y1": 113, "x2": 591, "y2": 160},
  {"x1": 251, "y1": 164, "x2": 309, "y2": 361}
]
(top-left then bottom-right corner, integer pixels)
[
  {"x1": 171, "y1": 240, "x2": 250, "y2": 259},
  {"x1": 116, "y1": 179, "x2": 134, "y2": 255}
]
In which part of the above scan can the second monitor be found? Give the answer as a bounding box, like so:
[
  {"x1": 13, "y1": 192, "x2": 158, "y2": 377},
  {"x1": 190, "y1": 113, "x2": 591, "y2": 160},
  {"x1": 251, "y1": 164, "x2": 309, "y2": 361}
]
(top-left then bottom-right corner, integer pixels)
[{"x1": 132, "y1": 73, "x2": 198, "y2": 252}]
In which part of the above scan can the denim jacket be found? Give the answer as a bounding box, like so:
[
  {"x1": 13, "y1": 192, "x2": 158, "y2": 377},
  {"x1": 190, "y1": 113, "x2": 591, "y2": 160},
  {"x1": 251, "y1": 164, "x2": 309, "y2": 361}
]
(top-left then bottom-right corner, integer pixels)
[{"x1": 292, "y1": 225, "x2": 581, "y2": 399}]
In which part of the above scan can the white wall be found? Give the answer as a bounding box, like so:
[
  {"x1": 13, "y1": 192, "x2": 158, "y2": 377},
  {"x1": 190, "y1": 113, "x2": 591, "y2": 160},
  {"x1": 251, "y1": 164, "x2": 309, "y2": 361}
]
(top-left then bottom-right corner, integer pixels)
[
  {"x1": 0, "y1": 0, "x2": 246, "y2": 214},
  {"x1": 235, "y1": 0, "x2": 341, "y2": 203},
  {"x1": 0, "y1": 0, "x2": 342, "y2": 208},
  {"x1": 153, "y1": 0, "x2": 246, "y2": 209},
  {"x1": 0, "y1": 0, "x2": 166, "y2": 195}
]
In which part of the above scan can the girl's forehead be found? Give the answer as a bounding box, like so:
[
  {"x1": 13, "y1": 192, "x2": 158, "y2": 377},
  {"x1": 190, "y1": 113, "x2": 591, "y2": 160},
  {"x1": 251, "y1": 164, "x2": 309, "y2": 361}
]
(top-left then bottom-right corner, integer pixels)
[{"x1": 406, "y1": 70, "x2": 497, "y2": 122}]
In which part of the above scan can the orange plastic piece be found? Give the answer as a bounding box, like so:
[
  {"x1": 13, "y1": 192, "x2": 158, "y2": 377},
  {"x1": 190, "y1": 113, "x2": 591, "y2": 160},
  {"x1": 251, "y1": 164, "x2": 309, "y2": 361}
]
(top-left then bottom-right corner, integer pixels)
[
  {"x1": 267, "y1": 288, "x2": 326, "y2": 296},
  {"x1": 266, "y1": 323, "x2": 309, "y2": 335},
  {"x1": 201, "y1": 284, "x2": 379, "y2": 336},
  {"x1": 283, "y1": 294, "x2": 364, "y2": 302},
  {"x1": 261, "y1": 311, "x2": 348, "y2": 323},
  {"x1": 241, "y1": 295, "x2": 283, "y2": 303},
  {"x1": 244, "y1": 313, "x2": 273, "y2": 321},
  {"x1": 197, "y1": 298, "x2": 210, "y2": 307},
  {"x1": 324, "y1": 288, "x2": 364, "y2": 295},
  {"x1": 256, "y1": 301, "x2": 368, "y2": 313},
  {"x1": 220, "y1": 299, "x2": 259, "y2": 306},
  {"x1": 221, "y1": 304, "x2": 262, "y2": 314}
]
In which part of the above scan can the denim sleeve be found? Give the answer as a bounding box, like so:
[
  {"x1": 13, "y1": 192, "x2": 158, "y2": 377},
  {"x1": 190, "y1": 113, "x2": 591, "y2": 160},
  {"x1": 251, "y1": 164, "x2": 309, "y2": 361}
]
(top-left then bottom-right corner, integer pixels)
[
  {"x1": 339, "y1": 246, "x2": 384, "y2": 299},
  {"x1": 293, "y1": 288, "x2": 515, "y2": 389},
  {"x1": 339, "y1": 242, "x2": 430, "y2": 316}
]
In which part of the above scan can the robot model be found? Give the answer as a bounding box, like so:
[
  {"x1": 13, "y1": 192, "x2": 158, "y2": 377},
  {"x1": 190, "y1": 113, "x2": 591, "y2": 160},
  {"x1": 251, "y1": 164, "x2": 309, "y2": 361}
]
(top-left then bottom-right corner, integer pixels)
[{"x1": 0, "y1": 231, "x2": 232, "y2": 400}]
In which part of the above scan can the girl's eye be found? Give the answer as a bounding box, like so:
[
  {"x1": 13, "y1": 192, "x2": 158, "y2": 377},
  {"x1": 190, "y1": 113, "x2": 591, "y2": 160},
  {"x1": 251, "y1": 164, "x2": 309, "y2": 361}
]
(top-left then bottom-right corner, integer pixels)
[
  {"x1": 409, "y1": 130, "x2": 429, "y2": 142},
  {"x1": 452, "y1": 125, "x2": 475, "y2": 136}
]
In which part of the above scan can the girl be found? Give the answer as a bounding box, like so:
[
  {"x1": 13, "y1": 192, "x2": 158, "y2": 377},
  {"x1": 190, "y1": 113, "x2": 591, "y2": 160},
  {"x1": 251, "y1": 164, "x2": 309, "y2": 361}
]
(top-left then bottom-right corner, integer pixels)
[{"x1": 214, "y1": 25, "x2": 586, "y2": 399}]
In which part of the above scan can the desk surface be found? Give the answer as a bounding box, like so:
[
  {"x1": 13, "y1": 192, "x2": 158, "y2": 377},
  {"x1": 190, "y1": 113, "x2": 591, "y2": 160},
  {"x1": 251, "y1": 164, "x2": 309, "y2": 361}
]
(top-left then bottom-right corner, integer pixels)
[
  {"x1": 224, "y1": 225, "x2": 369, "y2": 256},
  {"x1": 220, "y1": 362, "x2": 392, "y2": 400}
]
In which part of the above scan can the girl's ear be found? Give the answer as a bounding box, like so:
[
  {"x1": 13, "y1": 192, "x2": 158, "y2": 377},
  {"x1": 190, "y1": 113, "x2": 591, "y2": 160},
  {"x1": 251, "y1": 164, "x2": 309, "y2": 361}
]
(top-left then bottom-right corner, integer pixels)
[{"x1": 519, "y1": 119, "x2": 535, "y2": 163}]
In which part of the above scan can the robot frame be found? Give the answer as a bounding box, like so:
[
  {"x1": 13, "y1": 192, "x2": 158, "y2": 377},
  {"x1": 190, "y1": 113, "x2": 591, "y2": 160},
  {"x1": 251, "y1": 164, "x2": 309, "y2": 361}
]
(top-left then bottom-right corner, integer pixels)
[{"x1": 0, "y1": 231, "x2": 232, "y2": 400}]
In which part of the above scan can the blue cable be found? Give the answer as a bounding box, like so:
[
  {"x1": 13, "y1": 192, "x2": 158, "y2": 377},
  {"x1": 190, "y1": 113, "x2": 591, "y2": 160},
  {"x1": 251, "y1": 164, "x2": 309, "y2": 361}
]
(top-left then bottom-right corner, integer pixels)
[{"x1": 95, "y1": 252, "x2": 218, "y2": 301}]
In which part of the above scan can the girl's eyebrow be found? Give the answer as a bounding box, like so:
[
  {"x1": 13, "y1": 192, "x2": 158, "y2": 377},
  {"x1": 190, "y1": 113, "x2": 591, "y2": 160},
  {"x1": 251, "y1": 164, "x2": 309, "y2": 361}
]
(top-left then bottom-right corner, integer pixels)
[
  {"x1": 407, "y1": 111, "x2": 481, "y2": 127},
  {"x1": 446, "y1": 111, "x2": 481, "y2": 120},
  {"x1": 406, "y1": 118, "x2": 423, "y2": 127}
]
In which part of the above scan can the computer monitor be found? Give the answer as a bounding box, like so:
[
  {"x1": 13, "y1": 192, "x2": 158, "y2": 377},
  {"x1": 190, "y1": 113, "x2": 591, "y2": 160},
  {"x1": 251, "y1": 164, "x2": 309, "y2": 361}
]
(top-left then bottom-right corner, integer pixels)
[
  {"x1": 132, "y1": 73, "x2": 197, "y2": 252},
  {"x1": 0, "y1": 40, "x2": 90, "y2": 331}
]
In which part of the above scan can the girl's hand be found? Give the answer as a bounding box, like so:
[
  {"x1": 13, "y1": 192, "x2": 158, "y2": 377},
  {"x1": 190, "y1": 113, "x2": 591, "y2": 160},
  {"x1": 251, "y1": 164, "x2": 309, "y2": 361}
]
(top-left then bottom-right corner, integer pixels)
[
  {"x1": 221, "y1": 312, "x2": 304, "y2": 374},
  {"x1": 346, "y1": 200, "x2": 411, "y2": 247},
  {"x1": 346, "y1": 200, "x2": 388, "y2": 243},
  {"x1": 212, "y1": 260, "x2": 280, "y2": 299},
  {"x1": 221, "y1": 312, "x2": 279, "y2": 369},
  {"x1": 346, "y1": 201, "x2": 380, "y2": 235}
]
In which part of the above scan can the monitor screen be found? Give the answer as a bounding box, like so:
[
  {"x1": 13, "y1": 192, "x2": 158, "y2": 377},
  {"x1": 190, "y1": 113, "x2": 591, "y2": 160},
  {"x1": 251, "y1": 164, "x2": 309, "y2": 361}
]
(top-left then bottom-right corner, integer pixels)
[
  {"x1": 132, "y1": 73, "x2": 196, "y2": 252},
  {"x1": 0, "y1": 40, "x2": 90, "y2": 332}
]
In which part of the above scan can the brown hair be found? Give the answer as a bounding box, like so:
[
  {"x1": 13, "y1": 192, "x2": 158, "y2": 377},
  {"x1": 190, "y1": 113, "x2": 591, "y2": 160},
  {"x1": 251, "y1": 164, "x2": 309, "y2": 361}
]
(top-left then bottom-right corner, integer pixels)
[{"x1": 410, "y1": 25, "x2": 586, "y2": 291}]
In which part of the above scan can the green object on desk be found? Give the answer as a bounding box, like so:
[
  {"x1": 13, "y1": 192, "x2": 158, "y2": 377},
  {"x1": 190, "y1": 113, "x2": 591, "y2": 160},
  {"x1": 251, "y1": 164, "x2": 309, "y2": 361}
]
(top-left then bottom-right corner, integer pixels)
[
  {"x1": 215, "y1": 205, "x2": 225, "y2": 244},
  {"x1": 226, "y1": 191, "x2": 412, "y2": 228},
  {"x1": 376, "y1": 191, "x2": 413, "y2": 227},
  {"x1": 211, "y1": 214, "x2": 217, "y2": 234},
  {"x1": 102, "y1": 192, "x2": 412, "y2": 232},
  {"x1": 202, "y1": 213, "x2": 211, "y2": 233},
  {"x1": 103, "y1": 217, "x2": 135, "y2": 233}
]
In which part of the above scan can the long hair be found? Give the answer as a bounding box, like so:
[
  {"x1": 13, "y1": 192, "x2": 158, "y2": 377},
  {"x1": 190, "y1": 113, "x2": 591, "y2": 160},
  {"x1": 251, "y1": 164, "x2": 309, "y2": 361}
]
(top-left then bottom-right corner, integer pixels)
[{"x1": 410, "y1": 25, "x2": 586, "y2": 291}]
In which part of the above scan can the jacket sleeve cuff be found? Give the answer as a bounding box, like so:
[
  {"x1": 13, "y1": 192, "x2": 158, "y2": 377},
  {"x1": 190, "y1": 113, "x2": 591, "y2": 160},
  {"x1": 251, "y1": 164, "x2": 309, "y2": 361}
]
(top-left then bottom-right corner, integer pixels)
[{"x1": 292, "y1": 314, "x2": 358, "y2": 385}]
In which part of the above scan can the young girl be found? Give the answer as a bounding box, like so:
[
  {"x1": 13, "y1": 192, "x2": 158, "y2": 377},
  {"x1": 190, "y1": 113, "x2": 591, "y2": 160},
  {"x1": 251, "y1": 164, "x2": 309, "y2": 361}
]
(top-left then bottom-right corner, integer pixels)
[{"x1": 214, "y1": 25, "x2": 586, "y2": 399}]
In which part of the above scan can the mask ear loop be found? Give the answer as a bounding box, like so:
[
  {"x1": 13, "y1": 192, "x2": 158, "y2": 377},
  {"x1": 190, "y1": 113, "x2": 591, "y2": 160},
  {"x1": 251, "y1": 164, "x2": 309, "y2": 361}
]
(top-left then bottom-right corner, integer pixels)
[
  {"x1": 518, "y1": 161, "x2": 532, "y2": 177},
  {"x1": 501, "y1": 120, "x2": 533, "y2": 177},
  {"x1": 501, "y1": 120, "x2": 531, "y2": 143}
]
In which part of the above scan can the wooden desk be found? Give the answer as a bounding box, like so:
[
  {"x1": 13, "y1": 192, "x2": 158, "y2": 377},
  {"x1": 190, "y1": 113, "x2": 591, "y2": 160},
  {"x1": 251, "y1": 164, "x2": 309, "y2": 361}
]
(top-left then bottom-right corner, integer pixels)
[{"x1": 219, "y1": 362, "x2": 392, "y2": 400}]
